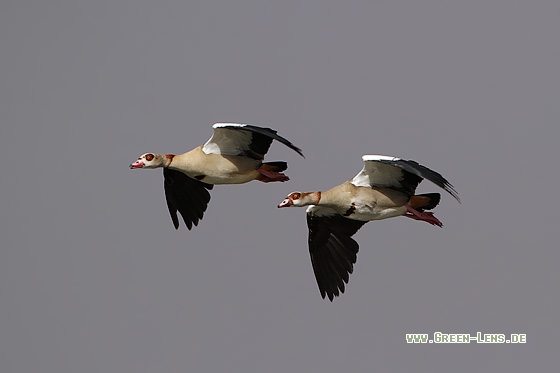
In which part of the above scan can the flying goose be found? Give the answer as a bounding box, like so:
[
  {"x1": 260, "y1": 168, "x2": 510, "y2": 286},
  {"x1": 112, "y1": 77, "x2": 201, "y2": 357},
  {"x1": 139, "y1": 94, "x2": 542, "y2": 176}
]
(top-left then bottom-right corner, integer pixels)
[
  {"x1": 130, "y1": 123, "x2": 304, "y2": 230},
  {"x1": 277, "y1": 155, "x2": 460, "y2": 301}
]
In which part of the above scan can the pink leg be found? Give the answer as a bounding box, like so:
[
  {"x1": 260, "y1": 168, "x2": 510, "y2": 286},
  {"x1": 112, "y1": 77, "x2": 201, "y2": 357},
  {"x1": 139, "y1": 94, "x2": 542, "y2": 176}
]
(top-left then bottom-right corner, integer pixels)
[
  {"x1": 404, "y1": 204, "x2": 443, "y2": 227},
  {"x1": 257, "y1": 168, "x2": 290, "y2": 183}
]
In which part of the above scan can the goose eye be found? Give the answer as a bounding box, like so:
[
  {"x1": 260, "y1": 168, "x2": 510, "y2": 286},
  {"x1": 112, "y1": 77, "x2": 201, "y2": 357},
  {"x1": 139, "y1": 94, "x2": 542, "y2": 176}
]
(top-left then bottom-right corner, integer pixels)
[
  {"x1": 145, "y1": 154, "x2": 154, "y2": 161},
  {"x1": 292, "y1": 193, "x2": 301, "y2": 200}
]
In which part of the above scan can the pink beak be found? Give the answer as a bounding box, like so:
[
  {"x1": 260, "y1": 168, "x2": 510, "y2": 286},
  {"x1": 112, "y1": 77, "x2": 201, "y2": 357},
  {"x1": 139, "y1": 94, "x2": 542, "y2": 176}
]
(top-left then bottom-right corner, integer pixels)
[
  {"x1": 130, "y1": 160, "x2": 144, "y2": 169},
  {"x1": 277, "y1": 198, "x2": 293, "y2": 208}
]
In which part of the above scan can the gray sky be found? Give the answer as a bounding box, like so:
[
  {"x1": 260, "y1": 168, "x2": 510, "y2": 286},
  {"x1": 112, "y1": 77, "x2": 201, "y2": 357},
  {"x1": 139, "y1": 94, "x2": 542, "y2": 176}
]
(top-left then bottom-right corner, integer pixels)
[{"x1": 1, "y1": 1, "x2": 558, "y2": 372}]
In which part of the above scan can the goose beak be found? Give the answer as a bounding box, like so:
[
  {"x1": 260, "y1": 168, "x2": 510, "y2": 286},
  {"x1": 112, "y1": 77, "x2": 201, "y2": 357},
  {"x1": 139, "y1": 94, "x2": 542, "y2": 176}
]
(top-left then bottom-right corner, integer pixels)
[
  {"x1": 277, "y1": 198, "x2": 293, "y2": 208},
  {"x1": 130, "y1": 160, "x2": 144, "y2": 169}
]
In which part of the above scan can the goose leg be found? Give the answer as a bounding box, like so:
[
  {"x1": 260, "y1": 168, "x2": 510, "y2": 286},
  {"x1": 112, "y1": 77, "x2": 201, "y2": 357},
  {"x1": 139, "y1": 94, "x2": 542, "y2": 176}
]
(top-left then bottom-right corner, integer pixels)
[
  {"x1": 256, "y1": 168, "x2": 290, "y2": 183},
  {"x1": 404, "y1": 204, "x2": 443, "y2": 227}
]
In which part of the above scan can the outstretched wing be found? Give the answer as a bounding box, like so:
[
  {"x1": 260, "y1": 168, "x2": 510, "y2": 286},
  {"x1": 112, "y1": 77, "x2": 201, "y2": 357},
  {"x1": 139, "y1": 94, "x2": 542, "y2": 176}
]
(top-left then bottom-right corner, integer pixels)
[
  {"x1": 202, "y1": 123, "x2": 304, "y2": 160},
  {"x1": 163, "y1": 168, "x2": 214, "y2": 230},
  {"x1": 351, "y1": 155, "x2": 460, "y2": 202},
  {"x1": 306, "y1": 206, "x2": 368, "y2": 301}
]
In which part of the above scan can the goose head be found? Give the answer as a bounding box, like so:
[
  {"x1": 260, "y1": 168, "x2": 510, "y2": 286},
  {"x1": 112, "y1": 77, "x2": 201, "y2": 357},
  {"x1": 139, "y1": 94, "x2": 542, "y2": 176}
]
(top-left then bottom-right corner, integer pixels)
[
  {"x1": 277, "y1": 191, "x2": 321, "y2": 208},
  {"x1": 130, "y1": 153, "x2": 171, "y2": 169}
]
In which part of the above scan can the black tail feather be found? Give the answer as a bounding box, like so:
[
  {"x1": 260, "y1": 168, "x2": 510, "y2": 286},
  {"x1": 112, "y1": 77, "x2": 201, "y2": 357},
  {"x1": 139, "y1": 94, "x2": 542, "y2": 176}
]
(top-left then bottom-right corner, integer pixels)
[
  {"x1": 262, "y1": 161, "x2": 288, "y2": 172},
  {"x1": 414, "y1": 193, "x2": 441, "y2": 211}
]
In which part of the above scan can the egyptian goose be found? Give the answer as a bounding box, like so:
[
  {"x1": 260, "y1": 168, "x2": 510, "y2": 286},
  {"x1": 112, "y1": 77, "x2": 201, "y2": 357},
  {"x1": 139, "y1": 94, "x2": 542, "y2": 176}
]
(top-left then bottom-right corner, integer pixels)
[
  {"x1": 277, "y1": 155, "x2": 460, "y2": 301},
  {"x1": 130, "y1": 123, "x2": 304, "y2": 230}
]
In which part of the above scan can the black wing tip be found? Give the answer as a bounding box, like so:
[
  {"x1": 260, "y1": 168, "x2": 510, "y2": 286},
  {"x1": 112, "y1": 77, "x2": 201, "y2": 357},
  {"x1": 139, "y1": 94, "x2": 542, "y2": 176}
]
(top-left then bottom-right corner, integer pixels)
[
  {"x1": 320, "y1": 272, "x2": 349, "y2": 301},
  {"x1": 321, "y1": 289, "x2": 343, "y2": 302},
  {"x1": 390, "y1": 158, "x2": 461, "y2": 203},
  {"x1": 269, "y1": 132, "x2": 305, "y2": 158},
  {"x1": 307, "y1": 213, "x2": 365, "y2": 301},
  {"x1": 225, "y1": 123, "x2": 305, "y2": 158},
  {"x1": 447, "y1": 186, "x2": 461, "y2": 204},
  {"x1": 163, "y1": 168, "x2": 213, "y2": 231},
  {"x1": 441, "y1": 181, "x2": 461, "y2": 203},
  {"x1": 288, "y1": 147, "x2": 305, "y2": 158},
  {"x1": 176, "y1": 215, "x2": 204, "y2": 230}
]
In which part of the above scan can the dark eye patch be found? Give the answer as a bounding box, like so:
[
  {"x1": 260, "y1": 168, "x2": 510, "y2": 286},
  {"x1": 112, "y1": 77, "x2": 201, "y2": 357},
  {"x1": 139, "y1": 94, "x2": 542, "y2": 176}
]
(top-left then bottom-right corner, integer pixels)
[{"x1": 145, "y1": 154, "x2": 154, "y2": 161}]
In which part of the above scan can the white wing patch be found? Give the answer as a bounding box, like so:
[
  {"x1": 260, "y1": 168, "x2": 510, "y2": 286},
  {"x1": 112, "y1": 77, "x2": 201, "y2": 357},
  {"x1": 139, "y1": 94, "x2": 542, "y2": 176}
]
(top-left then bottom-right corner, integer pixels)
[
  {"x1": 350, "y1": 154, "x2": 405, "y2": 188},
  {"x1": 306, "y1": 205, "x2": 337, "y2": 217},
  {"x1": 202, "y1": 123, "x2": 252, "y2": 156},
  {"x1": 212, "y1": 123, "x2": 247, "y2": 129},
  {"x1": 361, "y1": 155, "x2": 400, "y2": 162},
  {"x1": 350, "y1": 168, "x2": 372, "y2": 188}
]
